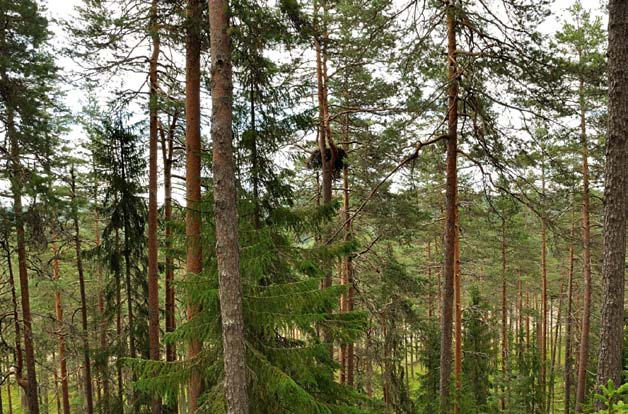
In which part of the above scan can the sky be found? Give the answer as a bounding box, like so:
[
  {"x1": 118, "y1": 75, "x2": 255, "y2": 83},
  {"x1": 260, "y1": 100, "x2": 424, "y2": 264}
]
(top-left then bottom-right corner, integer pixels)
[
  {"x1": 39, "y1": 0, "x2": 608, "y2": 203},
  {"x1": 44, "y1": 0, "x2": 607, "y2": 112}
]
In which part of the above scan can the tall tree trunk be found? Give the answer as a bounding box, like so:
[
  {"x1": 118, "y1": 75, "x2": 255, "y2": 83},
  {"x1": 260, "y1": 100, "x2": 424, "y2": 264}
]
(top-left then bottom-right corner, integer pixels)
[
  {"x1": 428, "y1": 241, "x2": 433, "y2": 319},
  {"x1": 160, "y1": 117, "x2": 176, "y2": 365},
  {"x1": 540, "y1": 162, "x2": 548, "y2": 410},
  {"x1": 314, "y1": 0, "x2": 335, "y2": 358},
  {"x1": 5, "y1": 241, "x2": 24, "y2": 392},
  {"x1": 440, "y1": 2, "x2": 459, "y2": 413},
  {"x1": 114, "y1": 228, "x2": 124, "y2": 408},
  {"x1": 575, "y1": 72, "x2": 592, "y2": 413},
  {"x1": 454, "y1": 220, "x2": 461, "y2": 414},
  {"x1": 70, "y1": 168, "x2": 95, "y2": 414},
  {"x1": 565, "y1": 218, "x2": 576, "y2": 414},
  {"x1": 8, "y1": 106, "x2": 39, "y2": 414},
  {"x1": 596, "y1": 0, "x2": 628, "y2": 400},
  {"x1": 340, "y1": 97, "x2": 354, "y2": 386},
  {"x1": 94, "y1": 206, "x2": 109, "y2": 414},
  {"x1": 52, "y1": 242, "x2": 71, "y2": 414},
  {"x1": 185, "y1": 0, "x2": 203, "y2": 411},
  {"x1": 501, "y1": 217, "x2": 508, "y2": 412},
  {"x1": 549, "y1": 288, "x2": 563, "y2": 414},
  {"x1": 147, "y1": 1, "x2": 162, "y2": 412},
  {"x1": 208, "y1": 1, "x2": 249, "y2": 413}
]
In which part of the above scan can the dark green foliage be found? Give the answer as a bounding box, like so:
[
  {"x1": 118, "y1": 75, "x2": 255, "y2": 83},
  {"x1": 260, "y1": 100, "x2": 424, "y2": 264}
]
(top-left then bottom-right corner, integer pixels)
[
  {"x1": 134, "y1": 199, "x2": 370, "y2": 414},
  {"x1": 91, "y1": 114, "x2": 149, "y2": 411}
]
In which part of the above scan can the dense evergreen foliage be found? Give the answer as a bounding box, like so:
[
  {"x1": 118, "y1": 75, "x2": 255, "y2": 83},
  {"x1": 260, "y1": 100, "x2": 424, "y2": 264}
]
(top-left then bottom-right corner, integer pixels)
[{"x1": 1, "y1": 1, "x2": 627, "y2": 414}]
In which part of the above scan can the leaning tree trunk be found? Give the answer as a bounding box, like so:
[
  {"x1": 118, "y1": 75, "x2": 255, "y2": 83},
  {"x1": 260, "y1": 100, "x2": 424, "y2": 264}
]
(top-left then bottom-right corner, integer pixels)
[
  {"x1": 185, "y1": 0, "x2": 203, "y2": 412},
  {"x1": 208, "y1": 1, "x2": 249, "y2": 413},
  {"x1": 440, "y1": 2, "x2": 459, "y2": 413},
  {"x1": 70, "y1": 168, "x2": 95, "y2": 414},
  {"x1": 596, "y1": 0, "x2": 628, "y2": 402},
  {"x1": 147, "y1": 0, "x2": 162, "y2": 412}
]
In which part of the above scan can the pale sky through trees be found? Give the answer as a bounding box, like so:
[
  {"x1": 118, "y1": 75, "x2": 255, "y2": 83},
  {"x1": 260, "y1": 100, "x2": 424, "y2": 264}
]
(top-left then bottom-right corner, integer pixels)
[{"x1": 41, "y1": 0, "x2": 608, "y2": 205}]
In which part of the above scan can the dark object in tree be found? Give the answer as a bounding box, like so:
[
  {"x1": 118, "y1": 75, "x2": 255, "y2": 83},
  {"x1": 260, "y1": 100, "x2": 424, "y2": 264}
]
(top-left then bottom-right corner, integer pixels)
[{"x1": 306, "y1": 147, "x2": 347, "y2": 179}]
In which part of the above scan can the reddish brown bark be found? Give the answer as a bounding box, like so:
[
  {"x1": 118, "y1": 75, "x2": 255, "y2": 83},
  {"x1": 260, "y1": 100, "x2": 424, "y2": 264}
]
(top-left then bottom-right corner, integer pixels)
[
  {"x1": 565, "y1": 218, "x2": 575, "y2": 414},
  {"x1": 9, "y1": 106, "x2": 40, "y2": 414},
  {"x1": 439, "y1": 2, "x2": 459, "y2": 413},
  {"x1": 454, "y1": 222, "x2": 461, "y2": 414},
  {"x1": 185, "y1": 0, "x2": 203, "y2": 412},
  {"x1": 208, "y1": 1, "x2": 249, "y2": 412}
]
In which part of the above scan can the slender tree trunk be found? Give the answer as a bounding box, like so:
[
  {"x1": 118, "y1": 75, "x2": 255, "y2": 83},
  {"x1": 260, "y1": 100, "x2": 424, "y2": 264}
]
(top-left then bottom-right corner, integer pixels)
[
  {"x1": 314, "y1": 1, "x2": 335, "y2": 359},
  {"x1": 208, "y1": 1, "x2": 249, "y2": 413},
  {"x1": 160, "y1": 112, "x2": 178, "y2": 414},
  {"x1": 6, "y1": 242, "x2": 22, "y2": 414},
  {"x1": 114, "y1": 228, "x2": 124, "y2": 408},
  {"x1": 575, "y1": 73, "x2": 592, "y2": 413},
  {"x1": 440, "y1": 2, "x2": 459, "y2": 412},
  {"x1": 8, "y1": 106, "x2": 39, "y2": 414},
  {"x1": 501, "y1": 217, "x2": 508, "y2": 412},
  {"x1": 7, "y1": 376, "x2": 12, "y2": 414},
  {"x1": 5, "y1": 242, "x2": 24, "y2": 391},
  {"x1": 94, "y1": 206, "x2": 109, "y2": 414},
  {"x1": 549, "y1": 288, "x2": 563, "y2": 414},
  {"x1": 596, "y1": 0, "x2": 628, "y2": 401},
  {"x1": 185, "y1": 0, "x2": 203, "y2": 411},
  {"x1": 340, "y1": 96, "x2": 354, "y2": 386},
  {"x1": 428, "y1": 241, "x2": 433, "y2": 319},
  {"x1": 526, "y1": 291, "x2": 531, "y2": 349},
  {"x1": 540, "y1": 163, "x2": 548, "y2": 410},
  {"x1": 454, "y1": 220, "x2": 461, "y2": 414},
  {"x1": 69, "y1": 168, "x2": 95, "y2": 414},
  {"x1": 315, "y1": 0, "x2": 333, "y2": 210},
  {"x1": 147, "y1": 1, "x2": 162, "y2": 412},
  {"x1": 52, "y1": 351, "x2": 61, "y2": 414},
  {"x1": 52, "y1": 242, "x2": 71, "y2": 414},
  {"x1": 565, "y1": 218, "x2": 575, "y2": 414},
  {"x1": 160, "y1": 117, "x2": 176, "y2": 366}
]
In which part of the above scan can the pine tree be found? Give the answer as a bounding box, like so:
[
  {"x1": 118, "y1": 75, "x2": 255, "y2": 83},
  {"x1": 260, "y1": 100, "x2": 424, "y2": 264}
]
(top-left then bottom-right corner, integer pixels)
[{"x1": 0, "y1": 2, "x2": 58, "y2": 413}]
